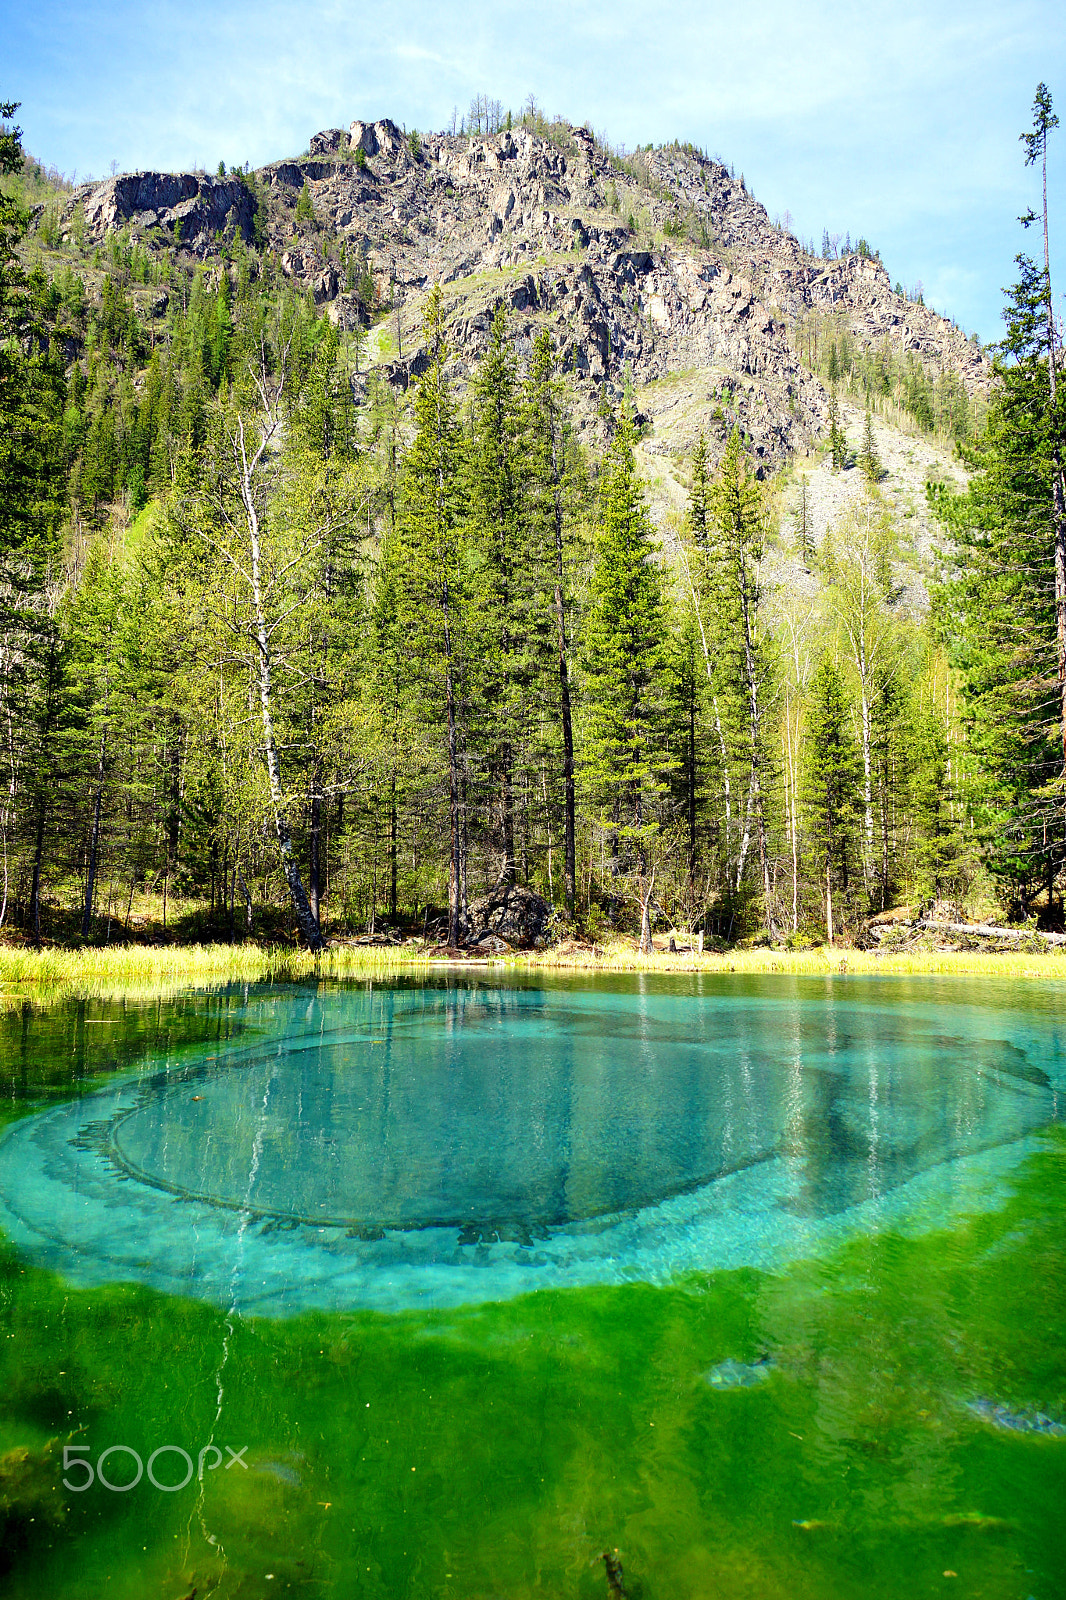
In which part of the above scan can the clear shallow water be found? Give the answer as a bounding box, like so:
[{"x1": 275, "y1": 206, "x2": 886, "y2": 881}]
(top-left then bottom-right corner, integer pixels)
[
  {"x1": 0, "y1": 973, "x2": 1064, "y2": 1600},
  {"x1": 0, "y1": 975, "x2": 1063, "y2": 1313}
]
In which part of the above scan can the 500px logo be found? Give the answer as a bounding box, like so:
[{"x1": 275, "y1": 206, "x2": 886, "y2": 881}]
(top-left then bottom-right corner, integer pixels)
[{"x1": 62, "y1": 1444, "x2": 249, "y2": 1492}]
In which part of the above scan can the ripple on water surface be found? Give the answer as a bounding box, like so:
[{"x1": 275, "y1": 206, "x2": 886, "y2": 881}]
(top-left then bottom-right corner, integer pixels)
[{"x1": 0, "y1": 975, "x2": 1062, "y2": 1313}]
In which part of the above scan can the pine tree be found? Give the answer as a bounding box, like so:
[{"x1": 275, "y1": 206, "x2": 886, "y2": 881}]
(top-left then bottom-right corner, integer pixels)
[
  {"x1": 395, "y1": 286, "x2": 468, "y2": 944},
  {"x1": 525, "y1": 329, "x2": 579, "y2": 914},
  {"x1": 582, "y1": 414, "x2": 667, "y2": 946},
  {"x1": 821, "y1": 496, "x2": 900, "y2": 905},
  {"x1": 860, "y1": 407, "x2": 881, "y2": 484},
  {"x1": 827, "y1": 391, "x2": 848, "y2": 471},
  {"x1": 935, "y1": 85, "x2": 1066, "y2": 916},
  {"x1": 678, "y1": 432, "x2": 737, "y2": 901},
  {"x1": 466, "y1": 307, "x2": 527, "y2": 884},
  {"x1": 803, "y1": 656, "x2": 860, "y2": 943},
  {"x1": 295, "y1": 182, "x2": 315, "y2": 227},
  {"x1": 1019, "y1": 85, "x2": 1066, "y2": 786},
  {"x1": 910, "y1": 694, "x2": 960, "y2": 910},
  {"x1": 797, "y1": 474, "x2": 813, "y2": 566}
]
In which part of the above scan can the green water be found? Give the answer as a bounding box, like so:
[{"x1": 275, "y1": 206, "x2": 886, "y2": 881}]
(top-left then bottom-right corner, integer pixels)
[{"x1": 0, "y1": 975, "x2": 1064, "y2": 1598}]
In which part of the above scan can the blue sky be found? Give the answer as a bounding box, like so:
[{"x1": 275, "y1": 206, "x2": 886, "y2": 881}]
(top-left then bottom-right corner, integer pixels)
[{"x1": 3, "y1": 0, "x2": 1062, "y2": 343}]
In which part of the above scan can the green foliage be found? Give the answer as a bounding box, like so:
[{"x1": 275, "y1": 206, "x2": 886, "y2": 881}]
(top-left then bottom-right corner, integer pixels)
[
  {"x1": 796, "y1": 310, "x2": 976, "y2": 446},
  {"x1": 582, "y1": 415, "x2": 668, "y2": 857},
  {"x1": 0, "y1": 105, "x2": 1030, "y2": 946},
  {"x1": 803, "y1": 657, "x2": 861, "y2": 935},
  {"x1": 295, "y1": 181, "x2": 315, "y2": 226},
  {"x1": 860, "y1": 407, "x2": 882, "y2": 484},
  {"x1": 933, "y1": 87, "x2": 1066, "y2": 917},
  {"x1": 827, "y1": 391, "x2": 848, "y2": 470}
]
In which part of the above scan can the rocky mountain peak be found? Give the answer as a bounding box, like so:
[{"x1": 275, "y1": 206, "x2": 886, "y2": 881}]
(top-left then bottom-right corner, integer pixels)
[{"x1": 59, "y1": 116, "x2": 989, "y2": 470}]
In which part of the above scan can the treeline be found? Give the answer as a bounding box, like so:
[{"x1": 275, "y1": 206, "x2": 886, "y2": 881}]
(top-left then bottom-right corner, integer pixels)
[{"x1": 0, "y1": 96, "x2": 1061, "y2": 947}]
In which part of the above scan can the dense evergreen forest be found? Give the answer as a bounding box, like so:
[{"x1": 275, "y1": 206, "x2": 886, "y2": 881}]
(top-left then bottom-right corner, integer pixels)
[{"x1": 0, "y1": 90, "x2": 1063, "y2": 949}]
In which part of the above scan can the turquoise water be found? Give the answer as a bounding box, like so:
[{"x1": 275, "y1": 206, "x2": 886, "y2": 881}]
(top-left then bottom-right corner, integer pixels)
[
  {"x1": 0, "y1": 975, "x2": 1062, "y2": 1312},
  {"x1": 1, "y1": 973, "x2": 1064, "y2": 1600}
]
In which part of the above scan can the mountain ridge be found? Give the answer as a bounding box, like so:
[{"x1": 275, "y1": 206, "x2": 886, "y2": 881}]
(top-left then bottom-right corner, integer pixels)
[{"x1": 54, "y1": 114, "x2": 990, "y2": 471}]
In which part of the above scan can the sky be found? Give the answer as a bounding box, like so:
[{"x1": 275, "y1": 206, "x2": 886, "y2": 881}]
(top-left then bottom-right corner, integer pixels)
[{"x1": 3, "y1": 0, "x2": 1063, "y2": 343}]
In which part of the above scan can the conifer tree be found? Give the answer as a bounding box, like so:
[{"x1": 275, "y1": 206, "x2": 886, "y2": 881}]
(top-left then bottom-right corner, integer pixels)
[
  {"x1": 295, "y1": 182, "x2": 315, "y2": 227},
  {"x1": 827, "y1": 391, "x2": 848, "y2": 471},
  {"x1": 395, "y1": 286, "x2": 468, "y2": 944},
  {"x1": 582, "y1": 414, "x2": 667, "y2": 946},
  {"x1": 822, "y1": 496, "x2": 900, "y2": 904},
  {"x1": 910, "y1": 695, "x2": 960, "y2": 909},
  {"x1": 935, "y1": 85, "x2": 1066, "y2": 915},
  {"x1": 803, "y1": 656, "x2": 860, "y2": 943},
  {"x1": 525, "y1": 330, "x2": 579, "y2": 913},
  {"x1": 466, "y1": 307, "x2": 526, "y2": 884},
  {"x1": 678, "y1": 432, "x2": 736, "y2": 897},
  {"x1": 712, "y1": 427, "x2": 776, "y2": 927},
  {"x1": 797, "y1": 474, "x2": 813, "y2": 566},
  {"x1": 1020, "y1": 85, "x2": 1066, "y2": 784},
  {"x1": 860, "y1": 407, "x2": 881, "y2": 484}
]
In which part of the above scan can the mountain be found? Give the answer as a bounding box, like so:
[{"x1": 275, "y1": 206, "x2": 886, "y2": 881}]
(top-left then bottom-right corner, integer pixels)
[{"x1": 59, "y1": 115, "x2": 989, "y2": 472}]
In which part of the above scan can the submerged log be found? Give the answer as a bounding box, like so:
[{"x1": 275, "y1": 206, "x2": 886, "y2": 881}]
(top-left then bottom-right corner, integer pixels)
[{"x1": 601, "y1": 1550, "x2": 629, "y2": 1598}]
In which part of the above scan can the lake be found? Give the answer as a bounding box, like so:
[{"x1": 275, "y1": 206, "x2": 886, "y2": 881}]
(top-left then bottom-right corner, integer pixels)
[{"x1": 0, "y1": 972, "x2": 1063, "y2": 1598}]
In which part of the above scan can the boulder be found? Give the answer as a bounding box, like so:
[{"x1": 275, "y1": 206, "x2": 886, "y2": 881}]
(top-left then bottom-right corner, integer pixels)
[{"x1": 464, "y1": 882, "x2": 553, "y2": 949}]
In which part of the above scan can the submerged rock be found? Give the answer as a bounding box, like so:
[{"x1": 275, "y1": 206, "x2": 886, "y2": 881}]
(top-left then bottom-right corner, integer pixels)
[
  {"x1": 702, "y1": 1354, "x2": 774, "y2": 1389},
  {"x1": 965, "y1": 1398, "x2": 1066, "y2": 1437}
]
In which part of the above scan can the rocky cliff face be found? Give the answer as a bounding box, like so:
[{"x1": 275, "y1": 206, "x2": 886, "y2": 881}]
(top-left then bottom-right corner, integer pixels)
[
  {"x1": 76, "y1": 170, "x2": 257, "y2": 249},
  {"x1": 64, "y1": 119, "x2": 989, "y2": 469}
]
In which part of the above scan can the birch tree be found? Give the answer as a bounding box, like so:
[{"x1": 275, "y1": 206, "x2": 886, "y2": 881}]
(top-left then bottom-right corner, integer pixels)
[
  {"x1": 711, "y1": 428, "x2": 776, "y2": 928},
  {"x1": 822, "y1": 493, "x2": 899, "y2": 903},
  {"x1": 181, "y1": 341, "x2": 333, "y2": 950}
]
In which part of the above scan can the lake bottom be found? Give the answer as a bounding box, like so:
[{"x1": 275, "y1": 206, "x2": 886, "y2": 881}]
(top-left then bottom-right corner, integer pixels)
[{"x1": 2, "y1": 1131, "x2": 1064, "y2": 1600}]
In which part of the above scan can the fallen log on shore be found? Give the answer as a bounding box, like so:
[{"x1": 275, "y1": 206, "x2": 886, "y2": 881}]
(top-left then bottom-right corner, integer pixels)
[{"x1": 872, "y1": 918, "x2": 1066, "y2": 948}]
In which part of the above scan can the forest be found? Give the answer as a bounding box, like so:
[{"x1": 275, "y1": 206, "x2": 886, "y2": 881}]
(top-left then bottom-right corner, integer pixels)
[{"x1": 0, "y1": 89, "x2": 1063, "y2": 952}]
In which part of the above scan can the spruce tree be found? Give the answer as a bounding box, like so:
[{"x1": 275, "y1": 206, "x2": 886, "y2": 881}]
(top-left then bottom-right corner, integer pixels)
[
  {"x1": 935, "y1": 86, "x2": 1066, "y2": 915},
  {"x1": 803, "y1": 656, "x2": 860, "y2": 943},
  {"x1": 860, "y1": 407, "x2": 881, "y2": 484},
  {"x1": 582, "y1": 414, "x2": 667, "y2": 944},
  {"x1": 295, "y1": 182, "x2": 315, "y2": 227},
  {"x1": 678, "y1": 431, "x2": 738, "y2": 901},
  {"x1": 395, "y1": 286, "x2": 468, "y2": 944},
  {"x1": 466, "y1": 307, "x2": 527, "y2": 884},
  {"x1": 798, "y1": 474, "x2": 813, "y2": 567},
  {"x1": 525, "y1": 330, "x2": 579, "y2": 914},
  {"x1": 827, "y1": 391, "x2": 848, "y2": 471},
  {"x1": 910, "y1": 696, "x2": 960, "y2": 910}
]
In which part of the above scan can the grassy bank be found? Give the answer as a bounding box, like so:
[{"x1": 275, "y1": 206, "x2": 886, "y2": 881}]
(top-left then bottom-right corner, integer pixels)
[
  {"x1": 1, "y1": 936, "x2": 1066, "y2": 1001},
  {"x1": 0, "y1": 941, "x2": 431, "y2": 1007}
]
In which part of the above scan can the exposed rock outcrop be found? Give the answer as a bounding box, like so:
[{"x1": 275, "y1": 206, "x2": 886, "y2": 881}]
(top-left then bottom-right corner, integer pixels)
[
  {"x1": 70, "y1": 171, "x2": 257, "y2": 249},
  {"x1": 62, "y1": 118, "x2": 990, "y2": 466}
]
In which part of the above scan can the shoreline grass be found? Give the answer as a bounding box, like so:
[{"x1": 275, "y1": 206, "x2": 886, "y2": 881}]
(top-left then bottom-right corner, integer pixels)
[{"x1": 1, "y1": 936, "x2": 1066, "y2": 1003}]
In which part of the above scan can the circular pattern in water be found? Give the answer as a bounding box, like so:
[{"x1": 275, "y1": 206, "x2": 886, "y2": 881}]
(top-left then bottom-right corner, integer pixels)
[{"x1": 0, "y1": 977, "x2": 1061, "y2": 1312}]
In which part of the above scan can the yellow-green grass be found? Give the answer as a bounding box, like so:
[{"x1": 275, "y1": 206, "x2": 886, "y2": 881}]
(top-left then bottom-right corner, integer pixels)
[
  {"x1": 0, "y1": 942, "x2": 431, "y2": 1009},
  {"x1": 1, "y1": 935, "x2": 1065, "y2": 1006},
  {"x1": 523, "y1": 935, "x2": 1066, "y2": 978}
]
